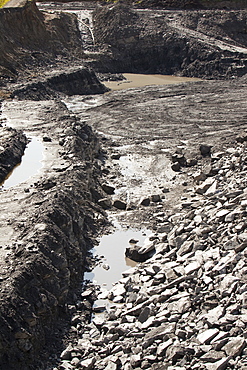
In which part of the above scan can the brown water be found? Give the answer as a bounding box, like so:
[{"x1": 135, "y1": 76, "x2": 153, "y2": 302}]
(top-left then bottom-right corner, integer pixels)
[{"x1": 104, "y1": 73, "x2": 201, "y2": 91}]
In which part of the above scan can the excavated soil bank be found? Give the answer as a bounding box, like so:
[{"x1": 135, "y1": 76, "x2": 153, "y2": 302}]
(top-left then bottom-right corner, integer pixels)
[{"x1": 0, "y1": 99, "x2": 109, "y2": 369}]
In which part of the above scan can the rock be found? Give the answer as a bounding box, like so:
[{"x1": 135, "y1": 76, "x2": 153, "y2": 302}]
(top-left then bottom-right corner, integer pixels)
[
  {"x1": 223, "y1": 337, "x2": 246, "y2": 357},
  {"x1": 125, "y1": 244, "x2": 155, "y2": 262},
  {"x1": 138, "y1": 306, "x2": 152, "y2": 323},
  {"x1": 143, "y1": 323, "x2": 176, "y2": 346},
  {"x1": 102, "y1": 183, "x2": 115, "y2": 195},
  {"x1": 111, "y1": 153, "x2": 121, "y2": 159},
  {"x1": 156, "y1": 338, "x2": 173, "y2": 356},
  {"x1": 93, "y1": 315, "x2": 105, "y2": 327},
  {"x1": 172, "y1": 153, "x2": 187, "y2": 166},
  {"x1": 43, "y1": 136, "x2": 52, "y2": 142},
  {"x1": 236, "y1": 134, "x2": 247, "y2": 143},
  {"x1": 151, "y1": 194, "x2": 161, "y2": 202},
  {"x1": 197, "y1": 329, "x2": 219, "y2": 344},
  {"x1": 200, "y1": 350, "x2": 225, "y2": 362},
  {"x1": 215, "y1": 209, "x2": 230, "y2": 218},
  {"x1": 187, "y1": 158, "x2": 198, "y2": 167},
  {"x1": 109, "y1": 284, "x2": 126, "y2": 298},
  {"x1": 184, "y1": 261, "x2": 200, "y2": 275},
  {"x1": 205, "y1": 180, "x2": 218, "y2": 196},
  {"x1": 105, "y1": 361, "x2": 118, "y2": 370},
  {"x1": 204, "y1": 306, "x2": 225, "y2": 325},
  {"x1": 195, "y1": 177, "x2": 215, "y2": 195},
  {"x1": 140, "y1": 197, "x2": 150, "y2": 206},
  {"x1": 171, "y1": 162, "x2": 181, "y2": 172},
  {"x1": 98, "y1": 198, "x2": 112, "y2": 209},
  {"x1": 204, "y1": 357, "x2": 230, "y2": 370},
  {"x1": 200, "y1": 144, "x2": 212, "y2": 156},
  {"x1": 166, "y1": 343, "x2": 185, "y2": 362},
  {"x1": 113, "y1": 199, "x2": 127, "y2": 210},
  {"x1": 60, "y1": 344, "x2": 73, "y2": 360},
  {"x1": 177, "y1": 240, "x2": 194, "y2": 256},
  {"x1": 80, "y1": 358, "x2": 96, "y2": 369}
]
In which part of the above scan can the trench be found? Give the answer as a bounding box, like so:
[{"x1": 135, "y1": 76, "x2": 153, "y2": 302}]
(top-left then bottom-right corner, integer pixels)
[
  {"x1": 0, "y1": 136, "x2": 44, "y2": 189},
  {"x1": 67, "y1": 73, "x2": 201, "y2": 307}
]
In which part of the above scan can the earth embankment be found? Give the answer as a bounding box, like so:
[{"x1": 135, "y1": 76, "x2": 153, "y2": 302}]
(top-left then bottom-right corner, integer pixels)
[
  {"x1": 92, "y1": 3, "x2": 247, "y2": 78},
  {"x1": 0, "y1": 0, "x2": 83, "y2": 81},
  {"x1": 0, "y1": 99, "x2": 107, "y2": 369}
]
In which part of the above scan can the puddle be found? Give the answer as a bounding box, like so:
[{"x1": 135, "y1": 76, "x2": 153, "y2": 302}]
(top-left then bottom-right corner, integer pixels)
[
  {"x1": 0, "y1": 137, "x2": 44, "y2": 189},
  {"x1": 103, "y1": 73, "x2": 201, "y2": 91},
  {"x1": 85, "y1": 223, "x2": 152, "y2": 290}
]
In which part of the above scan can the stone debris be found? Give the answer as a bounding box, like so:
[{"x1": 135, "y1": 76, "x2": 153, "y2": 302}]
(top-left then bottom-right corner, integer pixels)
[{"x1": 55, "y1": 142, "x2": 247, "y2": 369}]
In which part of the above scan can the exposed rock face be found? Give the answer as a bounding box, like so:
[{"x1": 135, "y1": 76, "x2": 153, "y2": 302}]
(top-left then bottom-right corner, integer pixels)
[{"x1": 93, "y1": 3, "x2": 247, "y2": 78}]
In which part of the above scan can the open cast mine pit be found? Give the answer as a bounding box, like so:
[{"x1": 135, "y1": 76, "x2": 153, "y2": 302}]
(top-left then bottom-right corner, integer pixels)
[{"x1": 0, "y1": 0, "x2": 247, "y2": 369}]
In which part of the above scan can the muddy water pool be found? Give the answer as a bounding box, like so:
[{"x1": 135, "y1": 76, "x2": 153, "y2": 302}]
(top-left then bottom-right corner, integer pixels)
[
  {"x1": 85, "y1": 223, "x2": 152, "y2": 290},
  {"x1": 104, "y1": 73, "x2": 201, "y2": 90},
  {"x1": 1, "y1": 137, "x2": 44, "y2": 189}
]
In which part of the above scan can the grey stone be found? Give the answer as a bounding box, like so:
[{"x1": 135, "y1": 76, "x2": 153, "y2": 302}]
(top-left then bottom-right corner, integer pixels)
[
  {"x1": 60, "y1": 344, "x2": 73, "y2": 360},
  {"x1": 166, "y1": 344, "x2": 185, "y2": 362},
  {"x1": 138, "y1": 306, "x2": 152, "y2": 323},
  {"x1": 197, "y1": 329, "x2": 219, "y2": 344},
  {"x1": 151, "y1": 194, "x2": 162, "y2": 202},
  {"x1": 200, "y1": 144, "x2": 212, "y2": 156},
  {"x1": 80, "y1": 357, "x2": 96, "y2": 370},
  {"x1": 98, "y1": 197, "x2": 112, "y2": 209},
  {"x1": 204, "y1": 357, "x2": 230, "y2": 370},
  {"x1": 140, "y1": 197, "x2": 150, "y2": 206},
  {"x1": 200, "y1": 350, "x2": 225, "y2": 362},
  {"x1": 223, "y1": 337, "x2": 246, "y2": 357},
  {"x1": 177, "y1": 240, "x2": 194, "y2": 256},
  {"x1": 113, "y1": 199, "x2": 127, "y2": 210},
  {"x1": 156, "y1": 338, "x2": 173, "y2": 356},
  {"x1": 102, "y1": 183, "x2": 115, "y2": 195},
  {"x1": 195, "y1": 178, "x2": 215, "y2": 195},
  {"x1": 171, "y1": 162, "x2": 181, "y2": 172}
]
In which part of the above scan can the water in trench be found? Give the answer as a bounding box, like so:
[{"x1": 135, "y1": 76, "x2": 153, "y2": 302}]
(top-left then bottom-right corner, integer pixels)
[
  {"x1": 103, "y1": 73, "x2": 201, "y2": 90},
  {"x1": 68, "y1": 73, "x2": 198, "y2": 298},
  {"x1": 85, "y1": 223, "x2": 152, "y2": 291},
  {"x1": 1, "y1": 137, "x2": 44, "y2": 189}
]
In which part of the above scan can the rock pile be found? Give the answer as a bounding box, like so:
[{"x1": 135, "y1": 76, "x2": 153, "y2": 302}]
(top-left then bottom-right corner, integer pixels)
[{"x1": 56, "y1": 139, "x2": 247, "y2": 370}]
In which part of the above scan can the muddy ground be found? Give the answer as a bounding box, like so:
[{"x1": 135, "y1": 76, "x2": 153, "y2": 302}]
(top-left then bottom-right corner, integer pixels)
[{"x1": 0, "y1": 0, "x2": 247, "y2": 368}]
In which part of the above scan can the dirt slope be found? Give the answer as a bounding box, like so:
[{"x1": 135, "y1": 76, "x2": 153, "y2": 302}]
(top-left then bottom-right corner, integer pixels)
[
  {"x1": 0, "y1": 0, "x2": 83, "y2": 81},
  {"x1": 92, "y1": 3, "x2": 247, "y2": 78}
]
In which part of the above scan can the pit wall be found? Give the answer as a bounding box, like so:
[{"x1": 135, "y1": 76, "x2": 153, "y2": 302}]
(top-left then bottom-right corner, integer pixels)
[
  {"x1": 92, "y1": 3, "x2": 247, "y2": 79},
  {"x1": 0, "y1": 110, "x2": 106, "y2": 369},
  {"x1": 0, "y1": 0, "x2": 83, "y2": 79}
]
